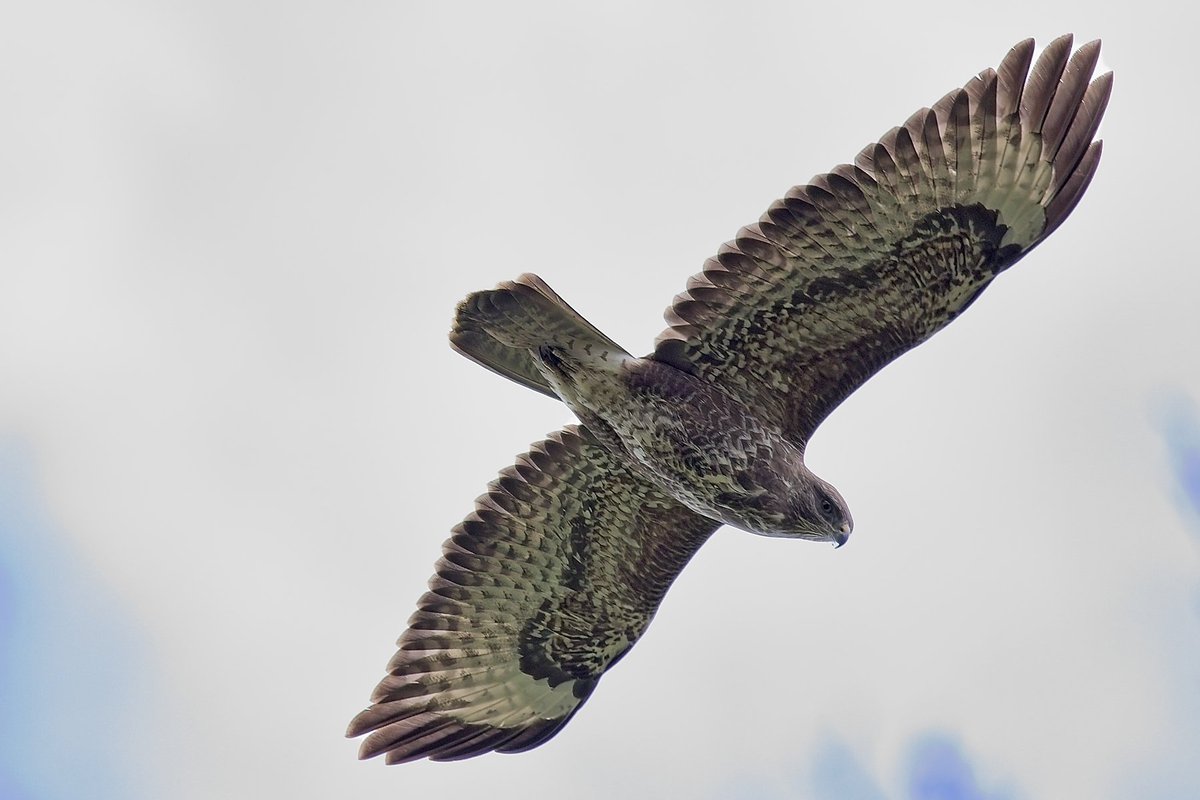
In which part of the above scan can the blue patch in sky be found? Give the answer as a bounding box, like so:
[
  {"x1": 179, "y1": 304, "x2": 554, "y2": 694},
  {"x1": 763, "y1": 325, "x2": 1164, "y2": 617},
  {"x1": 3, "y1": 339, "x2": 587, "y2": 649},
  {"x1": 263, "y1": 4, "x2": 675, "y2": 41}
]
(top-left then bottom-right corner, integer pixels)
[
  {"x1": 717, "y1": 732, "x2": 1017, "y2": 800},
  {"x1": 1158, "y1": 394, "x2": 1200, "y2": 530},
  {"x1": 904, "y1": 733, "x2": 1016, "y2": 800},
  {"x1": 0, "y1": 439, "x2": 151, "y2": 799},
  {"x1": 810, "y1": 737, "x2": 888, "y2": 800},
  {"x1": 1127, "y1": 390, "x2": 1200, "y2": 796}
]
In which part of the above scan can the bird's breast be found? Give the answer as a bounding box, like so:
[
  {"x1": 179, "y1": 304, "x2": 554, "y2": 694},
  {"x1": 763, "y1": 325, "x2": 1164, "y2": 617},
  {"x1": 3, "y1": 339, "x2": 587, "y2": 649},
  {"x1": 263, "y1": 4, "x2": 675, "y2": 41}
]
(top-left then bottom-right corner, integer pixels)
[{"x1": 563, "y1": 357, "x2": 799, "y2": 534}]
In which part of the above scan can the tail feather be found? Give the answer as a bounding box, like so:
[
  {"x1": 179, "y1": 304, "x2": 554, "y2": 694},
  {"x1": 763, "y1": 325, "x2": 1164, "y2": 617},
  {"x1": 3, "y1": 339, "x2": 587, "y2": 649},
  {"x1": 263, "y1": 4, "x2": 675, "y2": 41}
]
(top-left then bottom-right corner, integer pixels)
[
  {"x1": 450, "y1": 273, "x2": 629, "y2": 395},
  {"x1": 449, "y1": 328, "x2": 558, "y2": 399}
]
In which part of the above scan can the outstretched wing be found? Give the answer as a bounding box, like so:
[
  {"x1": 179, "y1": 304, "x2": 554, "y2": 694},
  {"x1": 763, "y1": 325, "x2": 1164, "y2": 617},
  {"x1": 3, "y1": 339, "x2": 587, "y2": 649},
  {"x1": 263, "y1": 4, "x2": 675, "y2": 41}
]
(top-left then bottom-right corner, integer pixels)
[
  {"x1": 652, "y1": 36, "x2": 1111, "y2": 447},
  {"x1": 348, "y1": 425, "x2": 719, "y2": 763}
]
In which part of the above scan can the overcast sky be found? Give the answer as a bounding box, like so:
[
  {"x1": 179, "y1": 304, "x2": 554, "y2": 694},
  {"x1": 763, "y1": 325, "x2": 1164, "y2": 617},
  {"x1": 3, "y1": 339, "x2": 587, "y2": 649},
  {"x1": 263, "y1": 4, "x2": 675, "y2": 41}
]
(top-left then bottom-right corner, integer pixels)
[{"x1": 2, "y1": 2, "x2": 1198, "y2": 799}]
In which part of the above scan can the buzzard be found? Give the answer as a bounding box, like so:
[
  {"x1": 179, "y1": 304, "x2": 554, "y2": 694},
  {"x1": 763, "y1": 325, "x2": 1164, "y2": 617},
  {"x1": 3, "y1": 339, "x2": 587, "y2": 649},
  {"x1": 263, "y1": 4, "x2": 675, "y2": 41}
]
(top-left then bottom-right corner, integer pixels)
[{"x1": 349, "y1": 35, "x2": 1111, "y2": 763}]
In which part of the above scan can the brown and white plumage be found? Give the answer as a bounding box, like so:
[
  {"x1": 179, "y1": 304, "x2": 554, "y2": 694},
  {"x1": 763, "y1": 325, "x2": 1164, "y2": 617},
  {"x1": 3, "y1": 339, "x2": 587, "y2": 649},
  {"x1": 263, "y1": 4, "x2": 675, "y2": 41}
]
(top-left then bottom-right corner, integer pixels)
[
  {"x1": 351, "y1": 427, "x2": 718, "y2": 762},
  {"x1": 653, "y1": 35, "x2": 1109, "y2": 445},
  {"x1": 349, "y1": 36, "x2": 1111, "y2": 764}
]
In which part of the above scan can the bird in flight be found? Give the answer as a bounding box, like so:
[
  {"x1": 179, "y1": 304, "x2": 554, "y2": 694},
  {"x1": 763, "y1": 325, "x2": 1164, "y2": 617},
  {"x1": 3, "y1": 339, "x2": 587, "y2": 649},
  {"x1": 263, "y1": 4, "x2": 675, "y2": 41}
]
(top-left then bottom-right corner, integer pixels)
[{"x1": 349, "y1": 35, "x2": 1111, "y2": 764}]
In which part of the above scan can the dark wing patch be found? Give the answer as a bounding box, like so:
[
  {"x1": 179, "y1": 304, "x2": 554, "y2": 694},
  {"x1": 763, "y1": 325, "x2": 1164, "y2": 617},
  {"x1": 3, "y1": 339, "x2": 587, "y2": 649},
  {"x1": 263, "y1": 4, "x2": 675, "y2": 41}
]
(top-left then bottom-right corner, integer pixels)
[
  {"x1": 652, "y1": 36, "x2": 1111, "y2": 447},
  {"x1": 348, "y1": 426, "x2": 719, "y2": 764}
]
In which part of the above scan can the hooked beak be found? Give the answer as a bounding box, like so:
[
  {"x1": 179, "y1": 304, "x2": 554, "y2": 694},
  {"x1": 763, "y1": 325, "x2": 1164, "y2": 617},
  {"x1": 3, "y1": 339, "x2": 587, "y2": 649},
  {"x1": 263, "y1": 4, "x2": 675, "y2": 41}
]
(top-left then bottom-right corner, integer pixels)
[{"x1": 832, "y1": 522, "x2": 851, "y2": 549}]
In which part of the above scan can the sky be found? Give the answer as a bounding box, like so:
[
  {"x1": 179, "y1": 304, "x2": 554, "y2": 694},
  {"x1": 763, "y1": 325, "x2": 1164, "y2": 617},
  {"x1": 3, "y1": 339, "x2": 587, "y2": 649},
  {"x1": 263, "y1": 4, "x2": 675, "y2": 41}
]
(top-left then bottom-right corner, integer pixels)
[{"x1": 1, "y1": 2, "x2": 1198, "y2": 798}]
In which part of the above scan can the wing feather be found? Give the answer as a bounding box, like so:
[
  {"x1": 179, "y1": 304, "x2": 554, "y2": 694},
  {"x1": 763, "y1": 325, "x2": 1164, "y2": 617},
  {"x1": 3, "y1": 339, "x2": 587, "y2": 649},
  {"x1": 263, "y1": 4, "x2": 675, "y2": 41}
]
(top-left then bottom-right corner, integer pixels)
[
  {"x1": 348, "y1": 426, "x2": 719, "y2": 764},
  {"x1": 1050, "y1": 69, "x2": 1112, "y2": 198},
  {"x1": 652, "y1": 37, "x2": 1110, "y2": 446}
]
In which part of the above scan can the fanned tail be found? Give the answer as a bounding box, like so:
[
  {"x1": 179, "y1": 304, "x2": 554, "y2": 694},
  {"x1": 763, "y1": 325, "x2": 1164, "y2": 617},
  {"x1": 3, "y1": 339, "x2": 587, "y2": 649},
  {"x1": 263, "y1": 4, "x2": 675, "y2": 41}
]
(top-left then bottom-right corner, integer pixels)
[{"x1": 450, "y1": 273, "x2": 630, "y2": 396}]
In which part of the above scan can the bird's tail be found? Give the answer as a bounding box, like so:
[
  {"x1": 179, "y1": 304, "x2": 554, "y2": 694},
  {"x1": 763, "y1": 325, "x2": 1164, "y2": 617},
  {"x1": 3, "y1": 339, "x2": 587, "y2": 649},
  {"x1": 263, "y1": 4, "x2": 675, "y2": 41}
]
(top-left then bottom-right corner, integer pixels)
[{"x1": 451, "y1": 273, "x2": 630, "y2": 397}]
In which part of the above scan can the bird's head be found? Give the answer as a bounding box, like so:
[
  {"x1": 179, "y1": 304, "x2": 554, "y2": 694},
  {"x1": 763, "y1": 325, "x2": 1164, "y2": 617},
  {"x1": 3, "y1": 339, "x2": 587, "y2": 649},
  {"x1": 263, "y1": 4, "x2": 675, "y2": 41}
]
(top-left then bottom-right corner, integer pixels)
[{"x1": 786, "y1": 473, "x2": 853, "y2": 546}]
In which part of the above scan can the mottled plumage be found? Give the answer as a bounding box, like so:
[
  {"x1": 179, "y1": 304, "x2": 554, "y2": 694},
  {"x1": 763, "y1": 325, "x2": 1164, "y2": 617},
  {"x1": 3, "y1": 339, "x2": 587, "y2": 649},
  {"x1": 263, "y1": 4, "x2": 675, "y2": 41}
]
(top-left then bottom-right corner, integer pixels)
[{"x1": 349, "y1": 35, "x2": 1111, "y2": 764}]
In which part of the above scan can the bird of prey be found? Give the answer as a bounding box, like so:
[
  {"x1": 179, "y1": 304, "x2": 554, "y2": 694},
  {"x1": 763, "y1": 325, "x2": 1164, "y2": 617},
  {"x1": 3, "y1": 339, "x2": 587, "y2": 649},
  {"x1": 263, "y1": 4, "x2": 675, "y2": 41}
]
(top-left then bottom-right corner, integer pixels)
[{"x1": 349, "y1": 35, "x2": 1111, "y2": 764}]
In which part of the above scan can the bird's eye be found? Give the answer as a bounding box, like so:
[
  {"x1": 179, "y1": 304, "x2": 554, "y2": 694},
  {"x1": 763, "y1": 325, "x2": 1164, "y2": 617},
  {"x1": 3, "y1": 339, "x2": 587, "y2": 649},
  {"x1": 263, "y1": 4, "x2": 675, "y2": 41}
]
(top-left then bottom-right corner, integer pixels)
[{"x1": 819, "y1": 497, "x2": 835, "y2": 518}]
